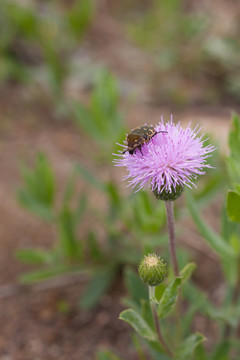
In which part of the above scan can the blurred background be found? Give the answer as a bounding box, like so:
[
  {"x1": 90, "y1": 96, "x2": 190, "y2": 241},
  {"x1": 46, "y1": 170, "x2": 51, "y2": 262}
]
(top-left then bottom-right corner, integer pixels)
[{"x1": 0, "y1": 0, "x2": 240, "y2": 359}]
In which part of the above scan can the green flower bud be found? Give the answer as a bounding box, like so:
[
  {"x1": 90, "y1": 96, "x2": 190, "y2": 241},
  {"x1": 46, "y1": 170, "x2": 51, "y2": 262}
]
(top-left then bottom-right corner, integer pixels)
[
  {"x1": 153, "y1": 184, "x2": 184, "y2": 201},
  {"x1": 138, "y1": 253, "x2": 167, "y2": 286}
]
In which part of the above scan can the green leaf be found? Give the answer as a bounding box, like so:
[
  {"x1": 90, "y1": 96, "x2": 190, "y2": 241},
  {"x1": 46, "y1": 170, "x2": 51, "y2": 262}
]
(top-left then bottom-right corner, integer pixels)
[
  {"x1": 15, "y1": 249, "x2": 52, "y2": 265},
  {"x1": 227, "y1": 190, "x2": 240, "y2": 222},
  {"x1": 105, "y1": 181, "x2": 122, "y2": 220},
  {"x1": 131, "y1": 333, "x2": 148, "y2": 360},
  {"x1": 124, "y1": 267, "x2": 148, "y2": 307},
  {"x1": 119, "y1": 309, "x2": 157, "y2": 341},
  {"x1": 176, "y1": 333, "x2": 206, "y2": 360},
  {"x1": 228, "y1": 114, "x2": 240, "y2": 160},
  {"x1": 140, "y1": 299, "x2": 155, "y2": 329},
  {"x1": 180, "y1": 262, "x2": 197, "y2": 284},
  {"x1": 207, "y1": 306, "x2": 240, "y2": 328},
  {"x1": 227, "y1": 114, "x2": 240, "y2": 183},
  {"x1": 97, "y1": 350, "x2": 125, "y2": 360},
  {"x1": 80, "y1": 268, "x2": 115, "y2": 309},
  {"x1": 182, "y1": 282, "x2": 212, "y2": 314},
  {"x1": 73, "y1": 193, "x2": 87, "y2": 228},
  {"x1": 87, "y1": 231, "x2": 103, "y2": 261},
  {"x1": 221, "y1": 204, "x2": 240, "y2": 247},
  {"x1": 17, "y1": 189, "x2": 55, "y2": 221},
  {"x1": 18, "y1": 153, "x2": 55, "y2": 220},
  {"x1": 186, "y1": 191, "x2": 235, "y2": 259},
  {"x1": 19, "y1": 266, "x2": 73, "y2": 283},
  {"x1": 76, "y1": 163, "x2": 105, "y2": 191},
  {"x1": 67, "y1": 0, "x2": 94, "y2": 39},
  {"x1": 58, "y1": 207, "x2": 81, "y2": 259},
  {"x1": 211, "y1": 340, "x2": 230, "y2": 360},
  {"x1": 155, "y1": 282, "x2": 166, "y2": 302},
  {"x1": 158, "y1": 277, "x2": 182, "y2": 318},
  {"x1": 145, "y1": 340, "x2": 170, "y2": 360},
  {"x1": 194, "y1": 343, "x2": 207, "y2": 360},
  {"x1": 72, "y1": 101, "x2": 101, "y2": 141},
  {"x1": 63, "y1": 170, "x2": 78, "y2": 205}
]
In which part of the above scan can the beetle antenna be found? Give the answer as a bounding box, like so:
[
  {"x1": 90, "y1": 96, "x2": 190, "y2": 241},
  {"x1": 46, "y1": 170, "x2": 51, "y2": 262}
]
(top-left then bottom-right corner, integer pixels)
[{"x1": 152, "y1": 130, "x2": 168, "y2": 138}]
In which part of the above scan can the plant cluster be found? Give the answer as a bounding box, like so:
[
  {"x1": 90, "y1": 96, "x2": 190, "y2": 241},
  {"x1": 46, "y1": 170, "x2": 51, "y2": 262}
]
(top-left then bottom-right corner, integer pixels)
[
  {"x1": 124, "y1": 0, "x2": 240, "y2": 104},
  {"x1": 13, "y1": 40, "x2": 240, "y2": 356},
  {"x1": 98, "y1": 115, "x2": 240, "y2": 360},
  {"x1": 0, "y1": 0, "x2": 93, "y2": 110}
]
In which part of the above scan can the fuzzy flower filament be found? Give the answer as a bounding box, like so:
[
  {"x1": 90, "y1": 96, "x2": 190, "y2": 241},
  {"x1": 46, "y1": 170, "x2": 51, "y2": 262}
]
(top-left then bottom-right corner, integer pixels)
[{"x1": 114, "y1": 118, "x2": 216, "y2": 196}]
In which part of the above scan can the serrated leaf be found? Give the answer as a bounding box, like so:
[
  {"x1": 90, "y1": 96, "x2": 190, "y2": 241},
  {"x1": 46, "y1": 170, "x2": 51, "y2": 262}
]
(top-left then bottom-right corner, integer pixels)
[
  {"x1": 227, "y1": 190, "x2": 240, "y2": 222},
  {"x1": 119, "y1": 309, "x2": 157, "y2": 341},
  {"x1": 158, "y1": 277, "x2": 182, "y2": 318},
  {"x1": 180, "y1": 263, "x2": 197, "y2": 284},
  {"x1": 176, "y1": 333, "x2": 206, "y2": 360}
]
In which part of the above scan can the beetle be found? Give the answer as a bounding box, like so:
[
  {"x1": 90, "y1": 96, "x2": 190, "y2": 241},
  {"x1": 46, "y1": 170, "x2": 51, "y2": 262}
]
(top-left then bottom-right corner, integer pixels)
[{"x1": 122, "y1": 125, "x2": 167, "y2": 155}]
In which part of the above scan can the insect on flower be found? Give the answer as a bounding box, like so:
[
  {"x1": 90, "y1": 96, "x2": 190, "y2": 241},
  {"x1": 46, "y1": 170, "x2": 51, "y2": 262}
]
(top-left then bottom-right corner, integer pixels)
[
  {"x1": 114, "y1": 117, "x2": 216, "y2": 193},
  {"x1": 122, "y1": 125, "x2": 167, "y2": 155}
]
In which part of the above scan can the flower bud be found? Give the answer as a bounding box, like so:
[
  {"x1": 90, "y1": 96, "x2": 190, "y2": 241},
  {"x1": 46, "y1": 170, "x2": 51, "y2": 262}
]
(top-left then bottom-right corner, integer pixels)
[
  {"x1": 153, "y1": 184, "x2": 184, "y2": 201},
  {"x1": 138, "y1": 253, "x2": 167, "y2": 286}
]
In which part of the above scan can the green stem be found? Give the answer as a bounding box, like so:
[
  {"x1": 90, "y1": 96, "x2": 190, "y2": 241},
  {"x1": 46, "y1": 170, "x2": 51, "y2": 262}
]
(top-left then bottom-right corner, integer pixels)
[
  {"x1": 149, "y1": 286, "x2": 173, "y2": 358},
  {"x1": 164, "y1": 201, "x2": 182, "y2": 342},
  {"x1": 165, "y1": 201, "x2": 179, "y2": 276}
]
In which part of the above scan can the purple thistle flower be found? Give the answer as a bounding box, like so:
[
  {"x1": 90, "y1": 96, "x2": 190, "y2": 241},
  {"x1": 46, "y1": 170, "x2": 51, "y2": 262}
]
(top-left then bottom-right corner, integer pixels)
[{"x1": 114, "y1": 117, "x2": 216, "y2": 194}]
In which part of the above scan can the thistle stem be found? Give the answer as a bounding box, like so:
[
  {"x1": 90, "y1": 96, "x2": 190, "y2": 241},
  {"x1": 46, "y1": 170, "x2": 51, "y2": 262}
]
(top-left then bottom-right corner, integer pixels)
[
  {"x1": 149, "y1": 287, "x2": 173, "y2": 357},
  {"x1": 165, "y1": 201, "x2": 179, "y2": 277}
]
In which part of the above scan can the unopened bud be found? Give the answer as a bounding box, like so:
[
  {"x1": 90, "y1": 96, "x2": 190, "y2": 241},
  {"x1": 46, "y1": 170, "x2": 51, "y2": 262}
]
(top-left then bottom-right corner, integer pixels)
[
  {"x1": 138, "y1": 253, "x2": 167, "y2": 286},
  {"x1": 153, "y1": 184, "x2": 184, "y2": 201}
]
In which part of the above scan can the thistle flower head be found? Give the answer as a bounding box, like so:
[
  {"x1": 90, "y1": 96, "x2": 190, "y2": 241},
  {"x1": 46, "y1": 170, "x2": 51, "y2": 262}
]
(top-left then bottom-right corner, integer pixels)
[
  {"x1": 114, "y1": 117, "x2": 215, "y2": 197},
  {"x1": 138, "y1": 253, "x2": 167, "y2": 286}
]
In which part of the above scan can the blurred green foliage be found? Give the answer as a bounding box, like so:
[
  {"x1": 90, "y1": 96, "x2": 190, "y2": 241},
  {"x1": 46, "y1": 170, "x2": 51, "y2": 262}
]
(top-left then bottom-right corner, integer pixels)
[
  {"x1": 125, "y1": 0, "x2": 240, "y2": 104},
  {"x1": 16, "y1": 152, "x2": 169, "y2": 307},
  {"x1": 3, "y1": 0, "x2": 240, "y2": 357},
  {"x1": 72, "y1": 69, "x2": 126, "y2": 157},
  {"x1": 0, "y1": 0, "x2": 94, "y2": 109}
]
